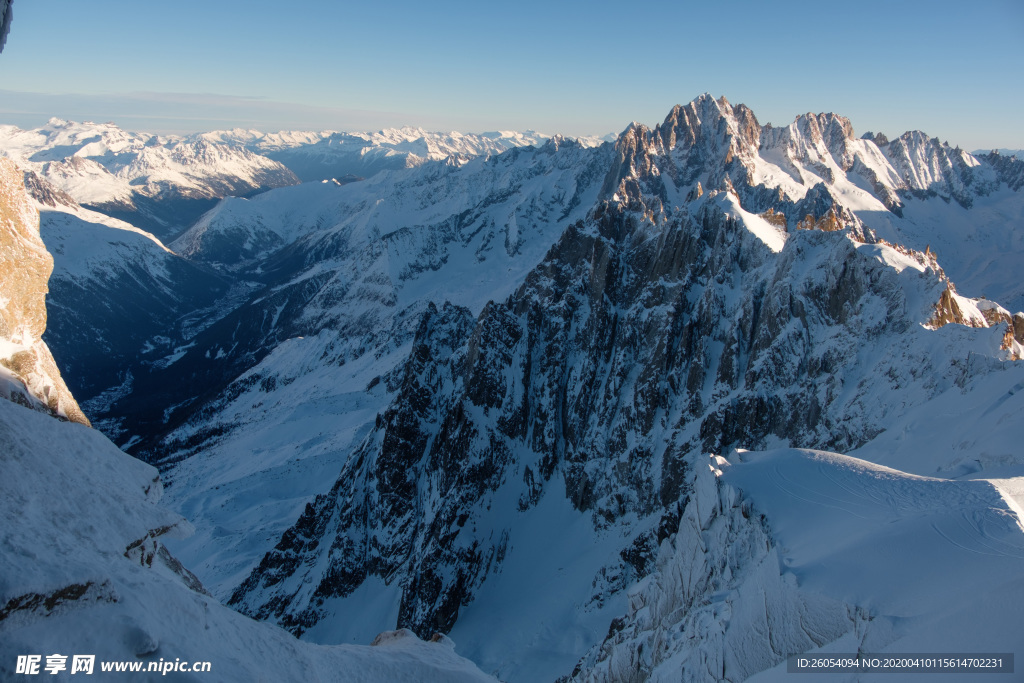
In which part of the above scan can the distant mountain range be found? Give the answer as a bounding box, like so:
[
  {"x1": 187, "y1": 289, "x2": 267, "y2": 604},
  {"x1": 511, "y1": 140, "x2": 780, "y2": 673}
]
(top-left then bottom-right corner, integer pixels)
[
  {"x1": 973, "y1": 148, "x2": 1024, "y2": 157},
  {"x1": 0, "y1": 119, "x2": 613, "y2": 242},
  {"x1": 201, "y1": 126, "x2": 610, "y2": 184}
]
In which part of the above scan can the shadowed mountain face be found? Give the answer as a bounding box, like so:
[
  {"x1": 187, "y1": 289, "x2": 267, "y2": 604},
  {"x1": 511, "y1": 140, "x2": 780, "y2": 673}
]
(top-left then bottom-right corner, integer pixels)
[{"x1": 15, "y1": 96, "x2": 1024, "y2": 682}]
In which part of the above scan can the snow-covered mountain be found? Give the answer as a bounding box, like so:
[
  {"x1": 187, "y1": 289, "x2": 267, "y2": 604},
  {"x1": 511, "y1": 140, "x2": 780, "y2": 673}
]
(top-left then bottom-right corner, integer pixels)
[
  {"x1": 226, "y1": 179, "x2": 1024, "y2": 680},
  {"x1": 0, "y1": 119, "x2": 300, "y2": 241},
  {"x1": 92, "y1": 138, "x2": 614, "y2": 600},
  {"x1": 0, "y1": 119, "x2": 612, "y2": 244},
  {"x1": 0, "y1": 159, "x2": 497, "y2": 683},
  {"x1": 18, "y1": 95, "x2": 1024, "y2": 682},
  {"x1": 202, "y1": 126, "x2": 570, "y2": 183},
  {"x1": 101, "y1": 136, "x2": 612, "y2": 451},
  {"x1": 0, "y1": 397, "x2": 501, "y2": 683}
]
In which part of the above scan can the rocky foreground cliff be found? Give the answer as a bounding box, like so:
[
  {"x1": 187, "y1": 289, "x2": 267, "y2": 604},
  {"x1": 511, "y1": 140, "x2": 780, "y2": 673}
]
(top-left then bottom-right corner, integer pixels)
[{"x1": 0, "y1": 157, "x2": 88, "y2": 424}]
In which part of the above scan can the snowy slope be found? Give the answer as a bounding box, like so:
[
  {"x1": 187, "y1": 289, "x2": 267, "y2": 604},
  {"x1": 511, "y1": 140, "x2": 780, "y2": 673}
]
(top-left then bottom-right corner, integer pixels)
[
  {"x1": 569, "y1": 445, "x2": 1024, "y2": 683},
  {"x1": 721, "y1": 449, "x2": 1024, "y2": 683},
  {"x1": 721, "y1": 448, "x2": 1024, "y2": 624},
  {"x1": 0, "y1": 397, "x2": 497, "y2": 683}
]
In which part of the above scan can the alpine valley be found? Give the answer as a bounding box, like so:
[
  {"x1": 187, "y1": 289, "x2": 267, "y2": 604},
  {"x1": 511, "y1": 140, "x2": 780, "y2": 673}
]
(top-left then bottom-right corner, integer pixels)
[{"x1": 2, "y1": 95, "x2": 1023, "y2": 682}]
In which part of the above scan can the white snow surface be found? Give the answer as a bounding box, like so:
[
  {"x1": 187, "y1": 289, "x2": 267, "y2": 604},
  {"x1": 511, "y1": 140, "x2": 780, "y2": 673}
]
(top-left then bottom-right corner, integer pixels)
[
  {"x1": 446, "y1": 480, "x2": 635, "y2": 681},
  {"x1": 163, "y1": 333, "x2": 399, "y2": 596},
  {"x1": 721, "y1": 448, "x2": 1024, "y2": 683},
  {"x1": 39, "y1": 203, "x2": 173, "y2": 281},
  {"x1": 0, "y1": 397, "x2": 496, "y2": 682},
  {"x1": 721, "y1": 449, "x2": 1024, "y2": 617}
]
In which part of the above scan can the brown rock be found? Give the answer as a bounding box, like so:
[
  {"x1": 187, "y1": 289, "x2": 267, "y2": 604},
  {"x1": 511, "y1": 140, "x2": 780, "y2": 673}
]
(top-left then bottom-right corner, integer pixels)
[{"x1": 0, "y1": 157, "x2": 89, "y2": 424}]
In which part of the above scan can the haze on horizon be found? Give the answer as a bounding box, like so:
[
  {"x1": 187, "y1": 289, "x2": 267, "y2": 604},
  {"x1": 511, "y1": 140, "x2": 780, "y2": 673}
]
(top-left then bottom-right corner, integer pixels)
[{"x1": 0, "y1": 0, "x2": 1022, "y2": 151}]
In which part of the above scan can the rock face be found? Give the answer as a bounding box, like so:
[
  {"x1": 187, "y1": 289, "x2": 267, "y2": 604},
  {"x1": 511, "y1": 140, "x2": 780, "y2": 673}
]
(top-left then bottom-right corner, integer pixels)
[
  {"x1": 0, "y1": 0, "x2": 10, "y2": 53},
  {"x1": 229, "y1": 191, "x2": 989, "y2": 642},
  {"x1": 0, "y1": 157, "x2": 87, "y2": 424}
]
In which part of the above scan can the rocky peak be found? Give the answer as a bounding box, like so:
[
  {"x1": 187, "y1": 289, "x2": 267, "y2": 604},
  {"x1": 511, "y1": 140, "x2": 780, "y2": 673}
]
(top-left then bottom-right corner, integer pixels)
[
  {"x1": 780, "y1": 112, "x2": 857, "y2": 171},
  {"x1": 877, "y1": 130, "x2": 996, "y2": 207},
  {"x1": 600, "y1": 96, "x2": 765, "y2": 214},
  {"x1": 658, "y1": 94, "x2": 760, "y2": 169},
  {"x1": 22, "y1": 170, "x2": 79, "y2": 209},
  {"x1": 862, "y1": 130, "x2": 889, "y2": 146},
  {"x1": 980, "y1": 149, "x2": 1024, "y2": 191}
]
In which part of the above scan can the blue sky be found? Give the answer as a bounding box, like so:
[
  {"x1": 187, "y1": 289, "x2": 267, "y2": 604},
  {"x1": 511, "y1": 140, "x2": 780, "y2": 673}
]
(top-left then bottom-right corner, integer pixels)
[{"x1": 1, "y1": 0, "x2": 1022, "y2": 149}]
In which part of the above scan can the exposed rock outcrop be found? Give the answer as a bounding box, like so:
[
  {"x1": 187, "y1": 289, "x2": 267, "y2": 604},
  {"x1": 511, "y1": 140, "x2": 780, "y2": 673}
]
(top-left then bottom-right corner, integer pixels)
[{"x1": 0, "y1": 157, "x2": 88, "y2": 424}]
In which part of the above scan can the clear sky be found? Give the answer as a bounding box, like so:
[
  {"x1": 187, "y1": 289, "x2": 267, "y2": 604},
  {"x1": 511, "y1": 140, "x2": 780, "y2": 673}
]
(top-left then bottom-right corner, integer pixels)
[{"x1": 1, "y1": 0, "x2": 1022, "y2": 149}]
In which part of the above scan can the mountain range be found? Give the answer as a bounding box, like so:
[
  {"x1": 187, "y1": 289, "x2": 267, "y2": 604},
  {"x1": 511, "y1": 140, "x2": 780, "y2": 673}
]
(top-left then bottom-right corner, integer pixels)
[{"x1": 2, "y1": 94, "x2": 1023, "y2": 682}]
